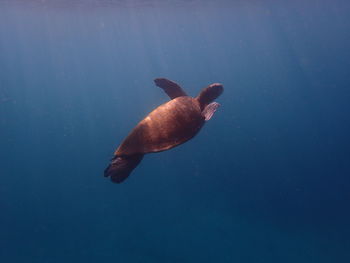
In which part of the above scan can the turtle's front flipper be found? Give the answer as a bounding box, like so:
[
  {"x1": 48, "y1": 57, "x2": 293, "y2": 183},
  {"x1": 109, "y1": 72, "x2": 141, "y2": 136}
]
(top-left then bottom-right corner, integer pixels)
[
  {"x1": 104, "y1": 154, "x2": 144, "y2": 183},
  {"x1": 154, "y1": 78, "x2": 187, "y2": 99},
  {"x1": 202, "y1": 102, "x2": 220, "y2": 121}
]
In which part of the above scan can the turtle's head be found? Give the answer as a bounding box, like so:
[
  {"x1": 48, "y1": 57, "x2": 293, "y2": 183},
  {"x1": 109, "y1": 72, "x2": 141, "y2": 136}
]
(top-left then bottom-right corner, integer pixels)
[{"x1": 196, "y1": 83, "x2": 223, "y2": 110}]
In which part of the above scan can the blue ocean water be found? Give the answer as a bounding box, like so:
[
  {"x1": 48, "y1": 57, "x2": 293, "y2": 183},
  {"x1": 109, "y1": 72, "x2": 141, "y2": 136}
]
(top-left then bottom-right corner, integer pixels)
[{"x1": 1, "y1": 0, "x2": 350, "y2": 262}]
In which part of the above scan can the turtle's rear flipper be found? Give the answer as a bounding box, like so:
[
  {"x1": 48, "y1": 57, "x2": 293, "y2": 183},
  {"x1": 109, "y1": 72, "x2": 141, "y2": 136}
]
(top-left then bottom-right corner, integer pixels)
[
  {"x1": 104, "y1": 154, "x2": 144, "y2": 183},
  {"x1": 154, "y1": 78, "x2": 187, "y2": 99}
]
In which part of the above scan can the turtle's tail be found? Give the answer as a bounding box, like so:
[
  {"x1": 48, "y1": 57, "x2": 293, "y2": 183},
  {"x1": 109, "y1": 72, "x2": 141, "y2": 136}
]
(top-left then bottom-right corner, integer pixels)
[{"x1": 104, "y1": 154, "x2": 144, "y2": 183}]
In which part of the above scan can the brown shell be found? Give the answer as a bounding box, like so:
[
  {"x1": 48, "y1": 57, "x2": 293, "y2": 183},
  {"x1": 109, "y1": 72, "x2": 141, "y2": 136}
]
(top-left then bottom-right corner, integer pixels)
[{"x1": 115, "y1": 97, "x2": 205, "y2": 156}]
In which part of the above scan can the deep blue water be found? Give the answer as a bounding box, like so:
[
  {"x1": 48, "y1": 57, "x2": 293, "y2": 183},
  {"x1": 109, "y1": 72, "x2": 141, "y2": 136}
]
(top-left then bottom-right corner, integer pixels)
[{"x1": 1, "y1": 0, "x2": 350, "y2": 262}]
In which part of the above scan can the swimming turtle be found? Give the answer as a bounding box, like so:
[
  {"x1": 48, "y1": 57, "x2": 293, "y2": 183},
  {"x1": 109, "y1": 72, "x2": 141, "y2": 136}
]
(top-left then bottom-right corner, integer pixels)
[{"x1": 104, "y1": 78, "x2": 223, "y2": 183}]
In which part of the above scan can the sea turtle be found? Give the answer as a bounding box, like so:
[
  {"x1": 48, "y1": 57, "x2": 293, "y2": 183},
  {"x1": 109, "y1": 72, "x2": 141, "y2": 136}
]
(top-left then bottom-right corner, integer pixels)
[{"x1": 104, "y1": 78, "x2": 223, "y2": 183}]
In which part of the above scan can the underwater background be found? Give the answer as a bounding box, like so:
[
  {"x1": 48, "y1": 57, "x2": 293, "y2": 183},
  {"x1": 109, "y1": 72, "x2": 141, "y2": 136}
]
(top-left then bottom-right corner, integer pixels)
[{"x1": 1, "y1": 0, "x2": 350, "y2": 262}]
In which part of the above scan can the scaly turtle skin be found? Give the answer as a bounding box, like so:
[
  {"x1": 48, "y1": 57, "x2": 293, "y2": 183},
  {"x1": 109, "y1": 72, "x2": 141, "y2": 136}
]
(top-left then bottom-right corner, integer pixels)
[{"x1": 104, "y1": 78, "x2": 223, "y2": 183}]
